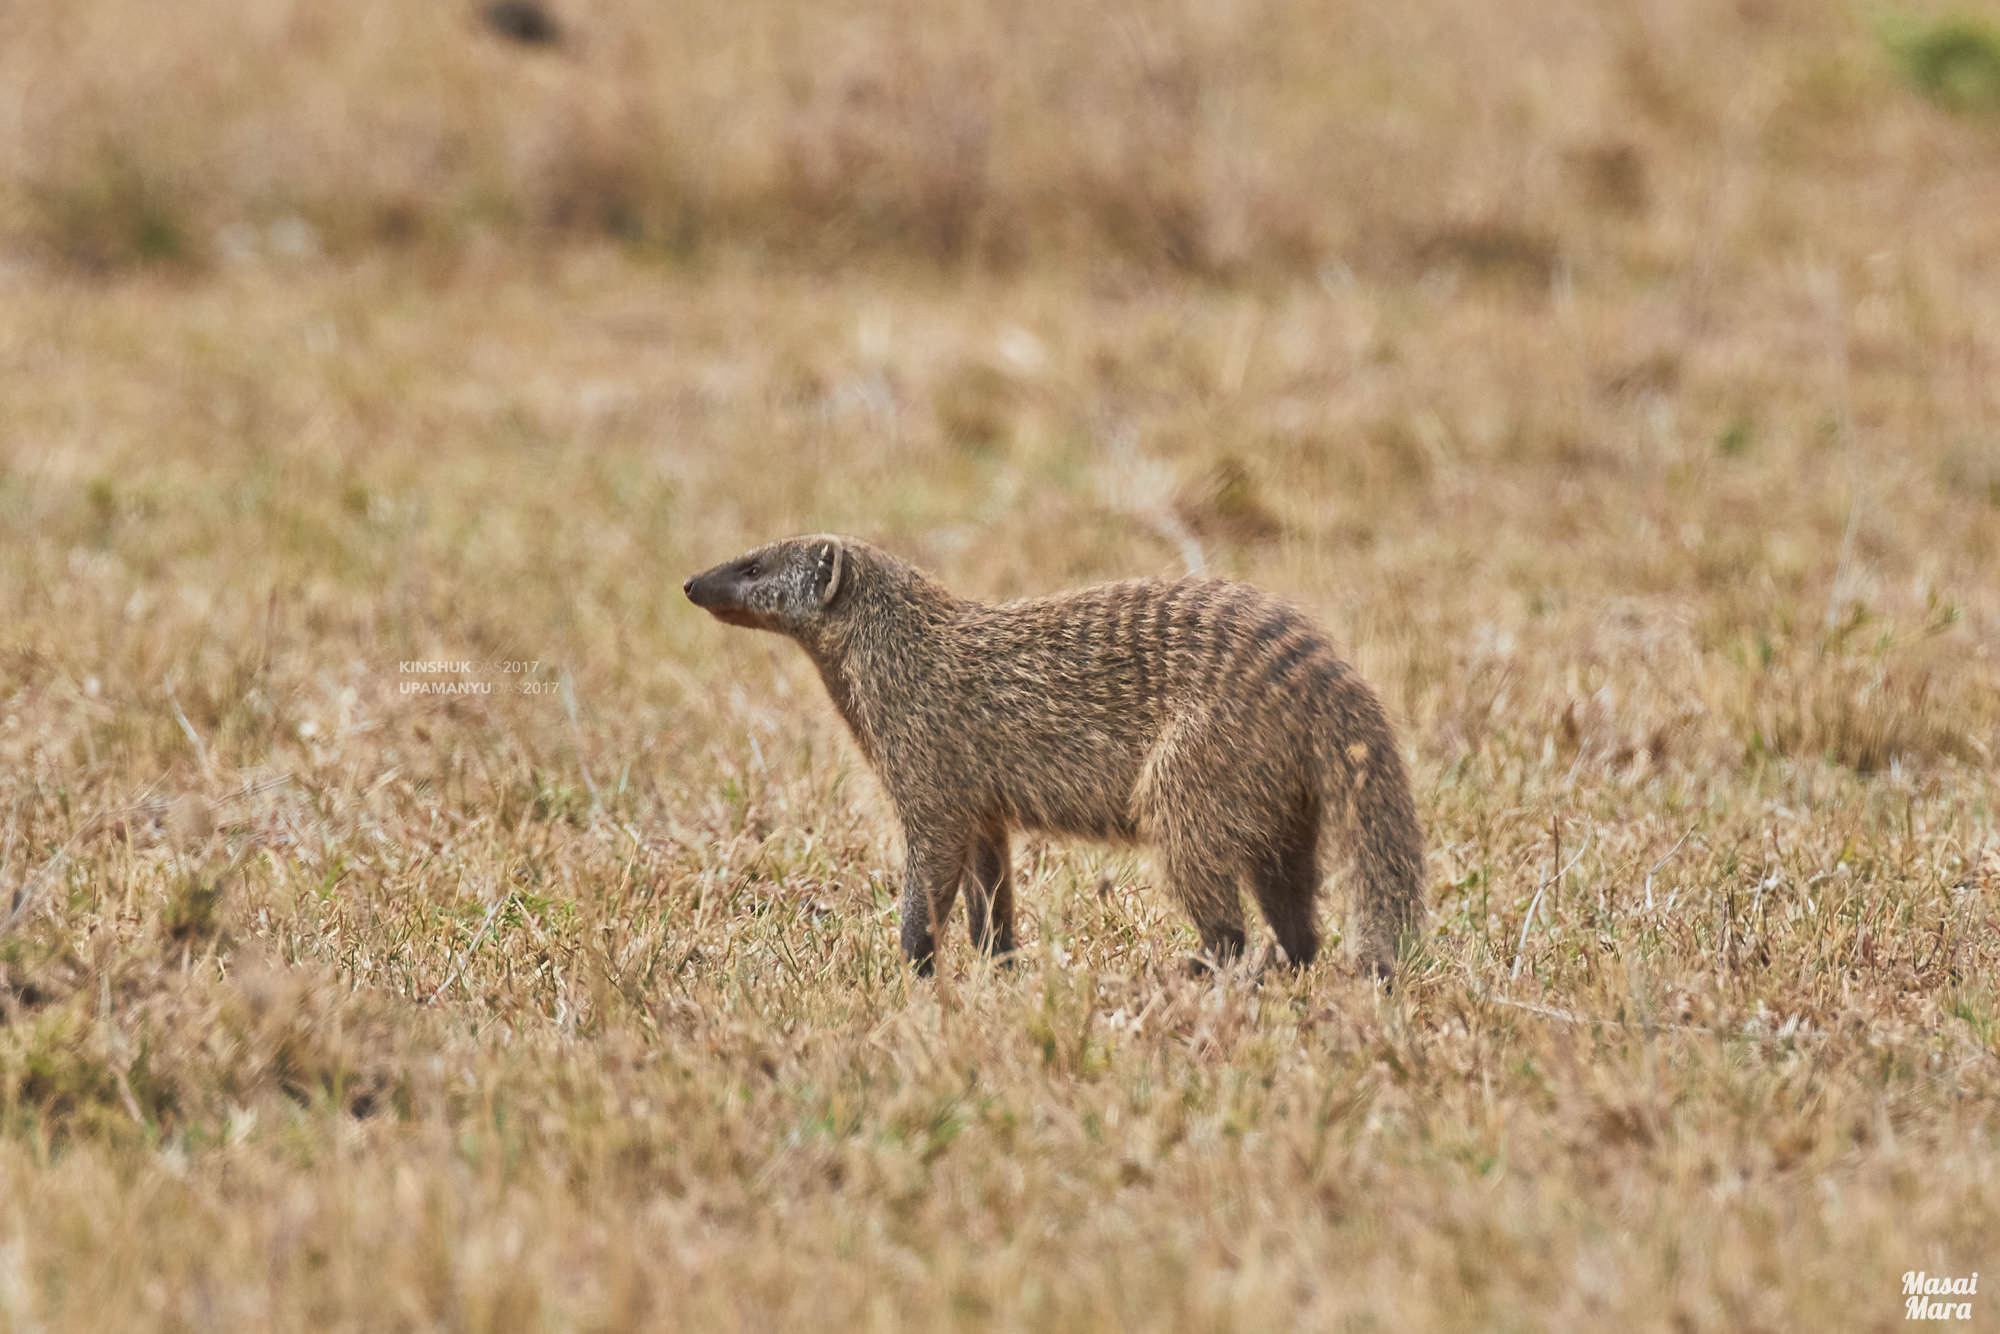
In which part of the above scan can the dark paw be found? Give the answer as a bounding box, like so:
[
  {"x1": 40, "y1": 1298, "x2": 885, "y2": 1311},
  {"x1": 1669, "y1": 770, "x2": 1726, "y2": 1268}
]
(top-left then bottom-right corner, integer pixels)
[
  {"x1": 901, "y1": 921, "x2": 938, "y2": 976},
  {"x1": 1184, "y1": 947, "x2": 1246, "y2": 978},
  {"x1": 1275, "y1": 941, "x2": 1319, "y2": 970}
]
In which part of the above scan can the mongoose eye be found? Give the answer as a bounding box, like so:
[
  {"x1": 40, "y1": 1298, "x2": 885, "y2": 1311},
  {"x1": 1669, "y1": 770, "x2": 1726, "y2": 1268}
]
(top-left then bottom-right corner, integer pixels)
[{"x1": 744, "y1": 561, "x2": 762, "y2": 579}]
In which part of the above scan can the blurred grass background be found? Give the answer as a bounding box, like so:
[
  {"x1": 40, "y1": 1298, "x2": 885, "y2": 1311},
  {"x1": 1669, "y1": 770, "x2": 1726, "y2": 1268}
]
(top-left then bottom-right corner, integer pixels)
[
  {"x1": 0, "y1": 0, "x2": 1998, "y2": 1329},
  {"x1": 3, "y1": 0, "x2": 1995, "y2": 277}
]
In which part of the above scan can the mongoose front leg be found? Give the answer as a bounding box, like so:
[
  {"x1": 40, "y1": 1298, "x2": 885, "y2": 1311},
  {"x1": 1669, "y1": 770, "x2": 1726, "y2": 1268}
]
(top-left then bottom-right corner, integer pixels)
[
  {"x1": 898, "y1": 825, "x2": 970, "y2": 976},
  {"x1": 964, "y1": 826, "x2": 1015, "y2": 959}
]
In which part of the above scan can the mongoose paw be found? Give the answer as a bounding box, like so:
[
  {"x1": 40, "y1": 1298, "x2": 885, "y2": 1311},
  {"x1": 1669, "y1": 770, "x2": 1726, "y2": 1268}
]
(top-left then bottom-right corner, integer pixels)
[
  {"x1": 1183, "y1": 948, "x2": 1250, "y2": 979},
  {"x1": 1251, "y1": 944, "x2": 1291, "y2": 979}
]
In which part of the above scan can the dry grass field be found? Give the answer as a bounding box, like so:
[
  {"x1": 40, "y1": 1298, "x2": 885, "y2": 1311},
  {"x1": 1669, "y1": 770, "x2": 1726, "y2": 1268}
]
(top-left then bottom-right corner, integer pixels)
[{"x1": 2, "y1": 0, "x2": 1999, "y2": 1329}]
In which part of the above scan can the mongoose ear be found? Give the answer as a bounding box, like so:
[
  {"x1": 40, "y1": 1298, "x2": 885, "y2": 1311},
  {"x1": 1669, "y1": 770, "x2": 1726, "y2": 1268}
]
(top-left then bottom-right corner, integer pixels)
[{"x1": 817, "y1": 539, "x2": 846, "y2": 607}]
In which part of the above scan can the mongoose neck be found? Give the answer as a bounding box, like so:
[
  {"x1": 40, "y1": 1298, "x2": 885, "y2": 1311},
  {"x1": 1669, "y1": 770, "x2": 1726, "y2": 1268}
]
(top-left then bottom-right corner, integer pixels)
[{"x1": 792, "y1": 549, "x2": 962, "y2": 768}]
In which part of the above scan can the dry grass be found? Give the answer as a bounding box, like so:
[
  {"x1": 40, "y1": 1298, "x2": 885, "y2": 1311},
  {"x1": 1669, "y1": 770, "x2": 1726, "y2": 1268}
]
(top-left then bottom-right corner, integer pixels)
[
  {"x1": 2, "y1": 0, "x2": 1999, "y2": 1329},
  {"x1": 5, "y1": 0, "x2": 1996, "y2": 278}
]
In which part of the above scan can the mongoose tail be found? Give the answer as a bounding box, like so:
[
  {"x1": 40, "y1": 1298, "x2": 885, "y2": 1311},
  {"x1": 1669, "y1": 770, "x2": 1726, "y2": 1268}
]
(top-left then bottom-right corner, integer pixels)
[
  {"x1": 685, "y1": 535, "x2": 1427, "y2": 979},
  {"x1": 1319, "y1": 694, "x2": 1428, "y2": 978}
]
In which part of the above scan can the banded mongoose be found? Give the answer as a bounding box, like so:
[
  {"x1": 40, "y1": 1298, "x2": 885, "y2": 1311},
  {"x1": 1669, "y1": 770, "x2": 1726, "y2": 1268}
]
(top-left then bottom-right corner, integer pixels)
[{"x1": 683, "y1": 535, "x2": 1425, "y2": 976}]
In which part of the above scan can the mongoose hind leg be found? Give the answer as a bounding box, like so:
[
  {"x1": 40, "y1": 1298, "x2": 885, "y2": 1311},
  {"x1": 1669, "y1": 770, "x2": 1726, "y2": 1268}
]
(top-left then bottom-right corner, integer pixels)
[
  {"x1": 1183, "y1": 918, "x2": 1249, "y2": 975},
  {"x1": 899, "y1": 822, "x2": 971, "y2": 977},
  {"x1": 1138, "y1": 716, "x2": 1250, "y2": 972},
  {"x1": 1158, "y1": 840, "x2": 1249, "y2": 971},
  {"x1": 1249, "y1": 817, "x2": 1322, "y2": 968},
  {"x1": 964, "y1": 826, "x2": 1016, "y2": 960}
]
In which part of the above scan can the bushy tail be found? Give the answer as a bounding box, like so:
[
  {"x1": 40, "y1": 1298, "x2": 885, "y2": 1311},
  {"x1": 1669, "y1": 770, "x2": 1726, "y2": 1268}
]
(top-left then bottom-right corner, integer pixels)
[{"x1": 1321, "y1": 688, "x2": 1426, "y2": 978}]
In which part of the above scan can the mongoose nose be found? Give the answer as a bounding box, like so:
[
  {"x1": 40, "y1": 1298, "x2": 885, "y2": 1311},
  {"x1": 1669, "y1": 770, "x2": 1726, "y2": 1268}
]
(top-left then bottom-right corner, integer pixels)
[{"x1": 681, "y1": 577, "x2": 694, "y2": 597}]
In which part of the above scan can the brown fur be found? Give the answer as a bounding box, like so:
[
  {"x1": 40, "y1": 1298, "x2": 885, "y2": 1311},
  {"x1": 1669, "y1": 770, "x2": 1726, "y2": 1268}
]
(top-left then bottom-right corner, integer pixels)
[{"x1": 684, "y1": 535, "x2": 1425, "y2": 976}]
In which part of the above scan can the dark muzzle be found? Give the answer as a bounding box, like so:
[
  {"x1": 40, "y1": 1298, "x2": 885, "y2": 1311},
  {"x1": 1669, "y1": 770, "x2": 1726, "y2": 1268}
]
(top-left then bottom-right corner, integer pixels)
[{"x1": 684, "y1": 565, "x2": 763, "y2": 628}]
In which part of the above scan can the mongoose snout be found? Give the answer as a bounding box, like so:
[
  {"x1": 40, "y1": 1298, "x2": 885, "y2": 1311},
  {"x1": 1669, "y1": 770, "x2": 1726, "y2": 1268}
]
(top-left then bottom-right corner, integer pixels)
[
  {"x1": 684, "y1": 534, "x2": 1425, "y2": 979},
  {"x1": 683, "y1": 557, "x2": 784, "y2": 630}
]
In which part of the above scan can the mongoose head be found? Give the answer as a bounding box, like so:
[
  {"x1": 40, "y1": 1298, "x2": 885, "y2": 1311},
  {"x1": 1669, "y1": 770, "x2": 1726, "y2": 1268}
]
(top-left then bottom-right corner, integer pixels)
[{"x1": 683, "y1": 535, "x2": 850, "y2": 638}]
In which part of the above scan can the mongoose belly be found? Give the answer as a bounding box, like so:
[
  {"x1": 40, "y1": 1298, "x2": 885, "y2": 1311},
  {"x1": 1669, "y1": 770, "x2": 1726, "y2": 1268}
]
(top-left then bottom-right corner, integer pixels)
[{"x1": 978, "y1": 718, "x2": 1149, "y2": 842}]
